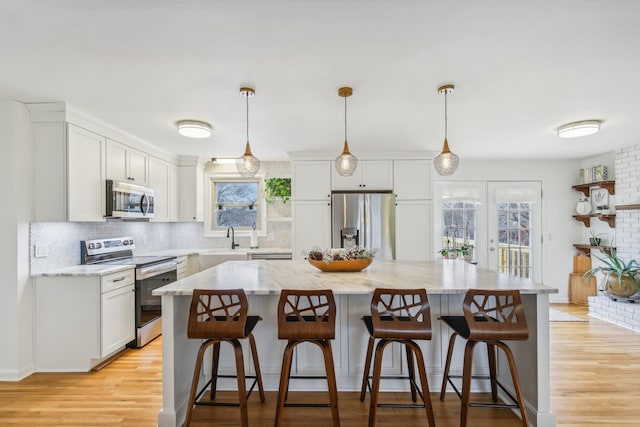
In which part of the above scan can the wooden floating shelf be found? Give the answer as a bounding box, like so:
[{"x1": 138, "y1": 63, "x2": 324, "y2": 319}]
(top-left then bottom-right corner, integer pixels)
[
  {"x1": 573, "y1": 244, "x2": 615, "y2": 256},
  {"x1": 572, "y1": 214, "x2": 616, "y2": 228},
  {"x1": 571, "y1": 180, "x2": 615, "y2": 197},
  {"x1": 615, "y1": 204, "x2": 640, "y2": 211}
]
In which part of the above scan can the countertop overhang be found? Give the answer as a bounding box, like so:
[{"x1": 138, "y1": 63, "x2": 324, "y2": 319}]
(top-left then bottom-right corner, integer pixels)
[{"x1": 153, "y1": 259, "x2": 558, "y2": 296}]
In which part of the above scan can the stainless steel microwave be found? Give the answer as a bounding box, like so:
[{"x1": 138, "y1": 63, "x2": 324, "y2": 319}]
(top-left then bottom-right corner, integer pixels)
[{"x1": 106, "y1": 180, "x2": 155, "y2": 219}]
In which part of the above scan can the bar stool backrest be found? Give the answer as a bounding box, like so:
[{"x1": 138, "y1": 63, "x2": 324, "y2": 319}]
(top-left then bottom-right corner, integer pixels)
[
  {"x1": 370, "y1": 288, "x2": 432, "y2": 340},
  {"x1": 278, "y1": 289, "x2": 336, "y2": 340},
  {"x1": 463, "y1": 289, "x2": 528, "y2": 341},
  {"x1": 188, "y1": 289, "x2": 248, "y2": 339}
]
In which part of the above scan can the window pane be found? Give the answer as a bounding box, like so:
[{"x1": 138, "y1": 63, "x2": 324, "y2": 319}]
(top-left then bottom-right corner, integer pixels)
[
  {"x1": 217, "y1": 182, "x2": 258, "y2": 205},
  {"x1": 217, "y1": 207, "x2": 258, "y2": 228}
]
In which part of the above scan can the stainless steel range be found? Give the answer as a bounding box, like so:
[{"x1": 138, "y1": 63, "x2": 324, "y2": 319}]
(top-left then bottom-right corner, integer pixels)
[{"x1": 80, "y1": 236, "x2": 177, "y2": 348}]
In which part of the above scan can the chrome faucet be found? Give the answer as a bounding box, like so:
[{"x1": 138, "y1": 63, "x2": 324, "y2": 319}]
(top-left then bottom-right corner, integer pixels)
[{"x1": 226, "y1": 226, "x2": 239, "y2": 249}]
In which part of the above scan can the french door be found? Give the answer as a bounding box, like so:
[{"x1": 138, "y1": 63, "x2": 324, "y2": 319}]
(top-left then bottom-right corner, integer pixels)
[
  {"x1": 434, "y1": 181, "x2": 542, "y2": 282},
  {"x1": 487, "y1": 181, "x2": 542, "y2": 281}
]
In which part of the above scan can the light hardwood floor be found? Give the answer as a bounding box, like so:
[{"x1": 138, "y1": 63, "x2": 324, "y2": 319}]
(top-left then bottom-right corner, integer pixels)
[{"x1": 1, "y1": 303, "x2": 639, "y2": 426}]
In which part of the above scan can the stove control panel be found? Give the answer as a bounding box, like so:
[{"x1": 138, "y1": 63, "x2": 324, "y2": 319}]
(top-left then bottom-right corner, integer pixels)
[{"x1": 81, "y1": 237, "x2": 135, "y2": 256}]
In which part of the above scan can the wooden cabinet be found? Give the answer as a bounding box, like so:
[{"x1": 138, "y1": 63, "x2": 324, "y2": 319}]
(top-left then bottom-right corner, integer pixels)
[
  {"x1": 179, "y1": 162, "x2": 204, "y2": 221},
  {"x1": 393, "y1": 159, "x2": 431, "y2": 199},
  {"x1": 35, "y1": 269, "x2": 135, "y2": 371},
  {"x1": 292, "y1": 161, "x2": 331, "y2": 200},
  {"x1": 33, "y1": 122, "x2": 106, "y2": 222},
  {"x1": 331, "y1": 160, "x2": 393, "y2": 191},
  {"x1": 396, "y1": 200, "x2": 432, "y2": 261},
  {"x1": 106, "y1": 139, "x2": 149, "y2": 185},
  {"x1": 292, "y1": 200, "x2": 331, "y2": 260}
]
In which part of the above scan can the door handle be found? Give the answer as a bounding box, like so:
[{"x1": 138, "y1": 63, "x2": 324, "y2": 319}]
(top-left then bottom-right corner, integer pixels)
[{"x1": 489, "y1": 247, "x2": 496, "y2": 252}]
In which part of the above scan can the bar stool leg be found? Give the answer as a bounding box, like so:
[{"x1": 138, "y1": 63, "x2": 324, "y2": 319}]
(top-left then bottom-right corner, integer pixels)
[
  {"x1": 487, "y1": 343, "x2": 498, "y2": 402},
  {"x1": 274, "y1": 341, "x2": 296, "y2": 427},
  {"x1": 440, "y1": 331, "x2": 458, "y2": 400},
  {"x1": 360, "y1": 336, "x2": 375, "y2": 401},
  {"x1": 368, "y1": 339, "x2": 390, "y2": 427},
  {"x1": 320, "y1": 339, "x2": 341, "y2": 427},
  {"x1": 406, "y1": 341, "x2": 436, "y2": 427},
  {"x1": 496, "y1": 342, "x2": 529, "y2": 427},
  {"x1": 229, "y1": 339, "x2": 249, "y2": 427},
  {"x1": 460, "y1": 339, "x2": 479, "y2": 427},
  {"x1": 184, "y1": 340, "x2": 213, "y2": 427},
  {"x1": 210, "y1": 342, "x2": 221, "y2": 400},
  {"x1": 404, "y1": 343, "x2": 418, "y2": 402},
  {"x1": 248, "y1": 333, "x2": 266, "y2": 402}
]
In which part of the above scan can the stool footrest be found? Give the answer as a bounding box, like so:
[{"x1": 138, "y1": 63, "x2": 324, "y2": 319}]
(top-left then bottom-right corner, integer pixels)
[
  {"x1": 194, "y1": 375, "x2": 259, "y2": 404},
  {"x1": 444, "y1": 374, "x2": 522, "y2": 410},
  {"x1": 284, "y1": 403, "x2": 331, "y2": 408},
  {"x1": 364, "y1": 375, "x2": 427, "y2": 407}
]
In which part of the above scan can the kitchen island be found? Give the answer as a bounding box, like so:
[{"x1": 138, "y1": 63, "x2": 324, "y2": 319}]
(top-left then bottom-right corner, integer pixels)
[{"x1": 153, "y1": 259, "x2": 557, "y2": 427}]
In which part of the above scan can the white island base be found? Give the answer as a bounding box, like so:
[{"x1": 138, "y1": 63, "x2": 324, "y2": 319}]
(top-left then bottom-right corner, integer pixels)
[{"x1": 154, "y1": 260, "x2": 557, "y2": 427}]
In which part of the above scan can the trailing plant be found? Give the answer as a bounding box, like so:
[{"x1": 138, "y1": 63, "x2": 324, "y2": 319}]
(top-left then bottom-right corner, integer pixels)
[{"x1": 264, "y1": 177, "x2": 291, "y2": 204}]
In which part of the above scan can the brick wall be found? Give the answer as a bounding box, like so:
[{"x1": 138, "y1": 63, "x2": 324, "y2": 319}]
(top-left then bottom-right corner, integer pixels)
[
  {"x1": 589, "y1": 296, "x2": 640, "y2": 332},
  {"x1": 615, "y1": 144, "x2": 640, "y2": 261}
]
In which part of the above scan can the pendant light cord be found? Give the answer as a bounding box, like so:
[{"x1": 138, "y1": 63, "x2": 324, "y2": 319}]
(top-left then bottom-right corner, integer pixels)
[
  {"x1": 344, "y1": 94, "x2": 348, "y2": 141},
  {"x1": 246, "y1": 92, "x2": 250, "y2": 143},
  {"x1": 444, "y1": 89, "x2": 448, "y2": 140}
]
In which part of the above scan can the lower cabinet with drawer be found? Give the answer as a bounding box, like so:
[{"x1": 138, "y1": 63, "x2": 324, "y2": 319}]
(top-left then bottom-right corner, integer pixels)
[{"x1": 34, "y1": 268, "x2": 135, "y2": 372}]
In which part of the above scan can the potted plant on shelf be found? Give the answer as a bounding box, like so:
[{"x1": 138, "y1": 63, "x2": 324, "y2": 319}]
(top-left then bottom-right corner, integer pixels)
[
  {"x1": 264, "y1": 177, "x2": 291, "y2": 204},
  {"x1": 583, "y1": 250, "x2": 640, "y2": 298}
]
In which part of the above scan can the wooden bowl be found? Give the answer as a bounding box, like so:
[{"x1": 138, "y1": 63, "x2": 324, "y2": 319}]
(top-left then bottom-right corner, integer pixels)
[{"x1": 307, "y1": 258, "x2": 373, "y2": 272}]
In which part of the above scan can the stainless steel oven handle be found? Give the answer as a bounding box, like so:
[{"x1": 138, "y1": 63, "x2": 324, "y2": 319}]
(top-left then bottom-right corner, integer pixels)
[{"x1": 136, "y1": 260, "x2": 177, "y2": 280}]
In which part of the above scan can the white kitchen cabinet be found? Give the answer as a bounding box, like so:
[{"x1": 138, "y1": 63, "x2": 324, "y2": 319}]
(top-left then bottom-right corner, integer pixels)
[
  {"x1": 33, "y1": 122, "x2": 106, "y2": 222},
  {"x1": 291, "y1": 160, "x2": 331, "y2": 201},
  {"x1": 176, "y1": 256, "x2": 189, "y2": 280},
  {"x1": 393, "y1": 159, "x2": 432, "y2": 200},
  {"x1": 292, "y1": 200, "x2": 331, "y2": 260},
  {"x1": 179, "y1": 162, "x2": 204, "y2": 221},
  {"x1": 101, "y1": 278, "x2": 135, "y2": 356},
  {"x1": 35, "y1": 268, "x2": 135, "y2": 372},
  {"x1": 395, "y1": 200, "x2": 432, "y2": 261},
  {"x1": 148, "y1": 156, "x2": 171, "y2": 221},
  {"x1": 168, "y1": 163, "x2": 180, "y2": 221},
  {"x1": 106, "y1": 138, "x2": 149, "y2": 185},
  {"x1": 331, "y1": 160, "x2": 393, "y2": 191}
]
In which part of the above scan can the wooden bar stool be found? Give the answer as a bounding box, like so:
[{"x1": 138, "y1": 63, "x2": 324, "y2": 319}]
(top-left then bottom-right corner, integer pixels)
[
  {"x1": 274, "y1": 289, "x2": 340, "y2": 427},
  {"x1": 183, "y1": 289, "x2": 265, "y2": 427},
  {"x1": 439, "y1": 289, "x2": 529, "y2": 427},
  {"x1": 359, "y1": 288, "x2": 436, "y2": 427}
]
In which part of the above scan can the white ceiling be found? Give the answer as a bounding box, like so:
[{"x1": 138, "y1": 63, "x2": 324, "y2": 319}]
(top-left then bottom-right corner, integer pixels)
[{"x1": 2, "y1": 0, "x2": 639, "y2": 161}]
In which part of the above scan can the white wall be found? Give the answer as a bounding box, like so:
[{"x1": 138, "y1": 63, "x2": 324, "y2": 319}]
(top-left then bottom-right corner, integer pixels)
[
  {"x1": 435, "y1": 158, "x2": 582, "y2": 302},
  {"x1": 0, "y1": 100, "x2": 34, "y2": 380}
]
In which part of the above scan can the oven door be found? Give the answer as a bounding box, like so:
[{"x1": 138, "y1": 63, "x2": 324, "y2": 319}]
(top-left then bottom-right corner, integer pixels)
[{"x1": 133, "y1": 268, "x2": 176, "y2": 347}]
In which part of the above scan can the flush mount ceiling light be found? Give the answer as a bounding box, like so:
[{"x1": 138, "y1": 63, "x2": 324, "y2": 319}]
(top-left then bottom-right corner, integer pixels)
[
  {"x1": 335, "y1": 86, "x2": 358, "y2": 177},
  {"x1": 433, "y1": 84, "x2": 459, "y2": 176},
  {"x1": 557, "y1": 120, "x2": 601, "y2": 138},
  {"x1": 176, "y1": 120, "x2": 213, "y2": 138},
  {"x1": 236, "y1": 87, "x2": 260, "y2": 177}
]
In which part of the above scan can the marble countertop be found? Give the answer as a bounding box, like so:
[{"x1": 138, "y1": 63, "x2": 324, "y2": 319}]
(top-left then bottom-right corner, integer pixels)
[
  {"x1": 153, "y1": 259, "x2": 558, "y2": 296},
  {"x1": 140, "y1": 248, "x2": 293, "y2": 257},
  {"x1": 33, "y1": 264, "x2": 134, "y2": 277}
]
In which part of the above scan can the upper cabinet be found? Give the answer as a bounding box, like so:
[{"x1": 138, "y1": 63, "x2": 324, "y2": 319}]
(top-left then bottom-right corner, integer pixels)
[
  {"x1": 33, "y1": 122, "x2": 106, "y2": 222},
  {"x1": 179, "y1": 161, "x2": 204, "y2": 222},
  {"x1": 393, "y1": 159, "x2": 432, "y2": 200},
  {"x1": 292, "y1": 161, "x2": 331, "y2": 200},
  {"x1": 148, "y1": 156, "x2": 170, "y2": 222},
  {"x1": 106, "y1": 139, "x2": 148, "y2": 185},
  {"x1": 331, "y1": 160, "x2": 393, "y2": 191}
]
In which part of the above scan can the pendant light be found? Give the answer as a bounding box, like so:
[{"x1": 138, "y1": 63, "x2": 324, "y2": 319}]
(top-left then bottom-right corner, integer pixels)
[
  {"x1": 236, "y1": 87, "x2": 260, "y2": 177},
  {"x1": 433, "y1": 84, "x2": 459, "y2": 176},
  {"x1": 335, "y1": 86, "x2": 358, "y2": 177}
]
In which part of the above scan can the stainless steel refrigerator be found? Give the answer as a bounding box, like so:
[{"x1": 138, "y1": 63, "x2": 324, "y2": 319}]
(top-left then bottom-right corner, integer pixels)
[{"x1": 331, "y1": 192, "x2": 396, "y2": 260}]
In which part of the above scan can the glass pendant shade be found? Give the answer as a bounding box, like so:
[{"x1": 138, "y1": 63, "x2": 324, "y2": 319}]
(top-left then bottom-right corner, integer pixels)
[
  {"x1": 433, "y1": 138, "x2": 459, "y2": 176},
  {"x1": 236, "y1": 141, "x2": 261, "y2": 177},
  {"x1": 236, "y1": 87, "x2": 260, "y2": 177},
  {"x1": 335, "y1": 141, "x2": 358, "y2": 176}
]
